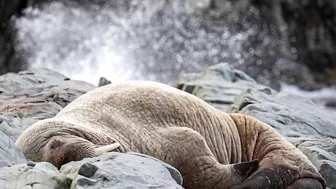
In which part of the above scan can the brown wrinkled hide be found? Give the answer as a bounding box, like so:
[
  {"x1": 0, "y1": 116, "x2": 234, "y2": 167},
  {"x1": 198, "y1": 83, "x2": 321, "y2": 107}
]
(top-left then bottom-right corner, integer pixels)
[{"x1": 15, "y1": 81, "x2": 326, "y2": 189}]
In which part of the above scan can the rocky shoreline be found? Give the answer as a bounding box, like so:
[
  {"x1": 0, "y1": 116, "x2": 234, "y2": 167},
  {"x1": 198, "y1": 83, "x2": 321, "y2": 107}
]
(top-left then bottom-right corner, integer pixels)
[{"x1": 0, "y1": 64, "x2": 335, "y2": 188}]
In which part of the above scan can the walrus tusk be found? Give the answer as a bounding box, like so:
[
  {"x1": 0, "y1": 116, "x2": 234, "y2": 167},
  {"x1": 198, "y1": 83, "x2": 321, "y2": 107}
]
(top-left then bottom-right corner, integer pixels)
[{"x1": 95, "y1": 142, "x2": 121, "y2": 155}]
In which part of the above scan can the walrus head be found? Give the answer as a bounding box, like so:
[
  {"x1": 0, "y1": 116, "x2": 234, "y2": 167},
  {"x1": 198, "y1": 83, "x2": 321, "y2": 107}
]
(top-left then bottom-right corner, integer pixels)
[
  {"x1": 15, "y1": 119, "x2": 120, "y2": 169},
  {"x1": 42, "y1": 136, "x2": 120, "y2": 169}
]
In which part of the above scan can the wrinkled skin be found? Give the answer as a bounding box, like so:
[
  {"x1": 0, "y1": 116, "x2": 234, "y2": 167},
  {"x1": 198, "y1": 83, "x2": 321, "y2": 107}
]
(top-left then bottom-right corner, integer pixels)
[{"x1": 15, "y1": 81, "x2": 326, "y2": 189}]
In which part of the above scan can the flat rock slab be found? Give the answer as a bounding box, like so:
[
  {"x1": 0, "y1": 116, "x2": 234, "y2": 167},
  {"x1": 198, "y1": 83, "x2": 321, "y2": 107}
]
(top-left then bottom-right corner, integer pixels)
[
  {"x1": 61, "y1": 152, "x2": 183, "y2": 189},
  {"x1": 176, "y1": 63, "x2": 336, "y2": 188}
]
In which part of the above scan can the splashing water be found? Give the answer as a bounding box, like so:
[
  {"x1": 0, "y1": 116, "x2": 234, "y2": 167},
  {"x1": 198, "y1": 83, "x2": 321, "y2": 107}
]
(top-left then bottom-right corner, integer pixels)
[{"x1": 14, "y1": 0, "x2": 271, "y2": 85}]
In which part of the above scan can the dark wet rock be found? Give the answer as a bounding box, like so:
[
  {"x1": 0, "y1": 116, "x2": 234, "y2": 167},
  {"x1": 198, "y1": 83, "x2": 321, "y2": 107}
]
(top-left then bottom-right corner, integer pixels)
[
  {"x1": 0, "y1": 0, "x2": 28, "y2": 75},
  {"x1": 177, "y1": 63, "x2": 336, "y2": 188},
  {"x1": 60, "y1": 152, "x2": 183, "y2": 189},
  {"x1": 98, "y1": 77, "x2": 111, "y2": 87}
]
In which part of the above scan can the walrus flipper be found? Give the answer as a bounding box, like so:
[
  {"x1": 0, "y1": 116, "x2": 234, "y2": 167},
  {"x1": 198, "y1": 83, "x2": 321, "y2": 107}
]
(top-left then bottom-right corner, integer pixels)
[
  {"x1": 154, "y1": 127, "x2": 259, "y2": 189},
  {"x1": 286, "y1": 178, "x2": 325, "y2": 189},
  {"x1": 229, "y1": 113, "x2": 326, "y2": 189}
]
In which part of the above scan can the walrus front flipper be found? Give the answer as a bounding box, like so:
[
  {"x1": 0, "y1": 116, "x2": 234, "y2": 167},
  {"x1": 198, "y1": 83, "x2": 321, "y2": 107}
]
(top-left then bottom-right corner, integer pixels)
[
  {"x1": 155, "y1": 127, "x2": 259, "y2": 189},
  {"x1": 229, "y1": 113, "x2": 326, "y2": 189}
]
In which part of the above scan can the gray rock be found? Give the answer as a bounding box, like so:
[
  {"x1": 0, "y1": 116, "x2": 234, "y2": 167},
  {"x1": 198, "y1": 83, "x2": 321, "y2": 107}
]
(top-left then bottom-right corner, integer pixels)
[
  {"x1": 60, "y1": 152, "x2": 183, "y2": 189},
  {"x1": 176, "y1": 63, "x2": 336, "y2": 188},
  {"x1": 0, "y1": 162, "x2": 71, "y2": 189},
  {"x1": 0, "y1": 131, "x2": 26, "y2": 168},
  {"x1": 0, "y1": 68, "x2": 96, "y2": 141},
  {"x1": 98, "y1": 77, "x2": 111, "y2": 87},
  {"x1": 175, "y1": 63, "x2": 275, "y2": 111},
  {"x1": 0, "y1": 152, "x2": 183, "y2": 189}
]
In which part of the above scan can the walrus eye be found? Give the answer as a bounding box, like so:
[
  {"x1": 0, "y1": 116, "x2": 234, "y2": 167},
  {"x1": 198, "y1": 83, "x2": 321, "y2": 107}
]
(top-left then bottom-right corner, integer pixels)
[{"x1": 49, "y1": 138, "x2": 65, "y2": 150}]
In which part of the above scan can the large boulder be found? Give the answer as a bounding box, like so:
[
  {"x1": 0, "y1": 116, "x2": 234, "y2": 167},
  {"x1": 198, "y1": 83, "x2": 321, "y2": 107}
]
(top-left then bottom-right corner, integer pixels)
[
  {"x1": 176, "y1": 63, "x2": 336, "y2": 188},
  {"x1": 61, "y1": 152, "x2": 183, "y2": 189}
]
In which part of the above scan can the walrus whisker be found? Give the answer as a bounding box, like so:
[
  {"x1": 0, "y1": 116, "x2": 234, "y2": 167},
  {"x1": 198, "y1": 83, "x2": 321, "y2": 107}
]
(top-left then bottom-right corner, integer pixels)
[{"x1": 94, "y1": 142, "x2": 121, "y2": 155}]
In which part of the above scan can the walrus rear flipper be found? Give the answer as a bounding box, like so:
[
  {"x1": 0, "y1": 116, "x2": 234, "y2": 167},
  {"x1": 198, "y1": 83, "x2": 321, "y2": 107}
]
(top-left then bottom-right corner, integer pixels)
[
  {"x1": 230, "y1": 166, "x2": 299, "y2": 189},
  {"x1": 155, "y1": 127, "x2": 259, "y2": 189},
  {"x1": 230, "y1": 170, "x2": 325, "y2": 189},
  {"x1": 229, "y1": 113, "x2": 326, "y2": 189},
  {"x1": 286, "y1": 178, "x2": 325, "y2": 189}
]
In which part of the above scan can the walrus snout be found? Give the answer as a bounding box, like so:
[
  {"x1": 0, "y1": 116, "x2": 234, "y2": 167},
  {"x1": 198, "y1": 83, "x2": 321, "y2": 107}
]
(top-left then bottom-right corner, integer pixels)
[{"x1": 46, "y1": 138, "x2": 121, "y2": 168}]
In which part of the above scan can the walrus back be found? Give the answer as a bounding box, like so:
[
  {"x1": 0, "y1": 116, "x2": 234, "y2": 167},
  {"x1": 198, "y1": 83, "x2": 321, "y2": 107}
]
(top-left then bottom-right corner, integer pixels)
[{"x1": 55, "y1": 81, "x2": 241, "y2": 163}]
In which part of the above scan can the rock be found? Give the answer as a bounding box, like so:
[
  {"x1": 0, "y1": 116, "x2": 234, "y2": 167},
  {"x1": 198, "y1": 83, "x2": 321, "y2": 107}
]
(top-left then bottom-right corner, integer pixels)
[
  {"x1": 0, "y1": 152, "x2": 184, "y2": 189},
  {"x1": 175, "y1": 63, "x2": 275, "y2": 111},
  {"x1": 176, "y1": 63, "x2": 336, "y2": 188},
  {"x1": 0, "y1": 131, "x2": 26, "y2": 168},
  {"x1": 0, "y1": 0, "x2": 28, "y2": 75},
  {"x1": 98, "y1": 77, "x2": 111, "y2": 87},
  {"x1": 60, "y1": 152, "x2": 183, "y2": 189},
  {"x1": 0, "y1": 162, "x2": 71, "y2": 189},
  {"x1": 0, "y1": 68, "x2": 96, "y2": 141}
]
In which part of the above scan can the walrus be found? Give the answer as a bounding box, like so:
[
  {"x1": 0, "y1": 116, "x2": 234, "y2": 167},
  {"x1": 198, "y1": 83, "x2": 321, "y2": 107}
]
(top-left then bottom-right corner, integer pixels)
[{"x1": 15, "y1": 81, "x2": 326, "y2": 189}]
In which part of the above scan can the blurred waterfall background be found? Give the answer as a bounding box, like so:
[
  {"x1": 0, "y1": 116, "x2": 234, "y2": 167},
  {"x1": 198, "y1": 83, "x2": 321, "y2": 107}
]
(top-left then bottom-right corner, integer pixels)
[{"x1": 1, "y1": 0, "x2": 335, "y2": 109}]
